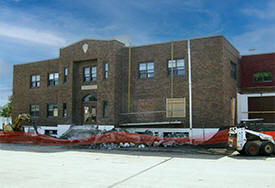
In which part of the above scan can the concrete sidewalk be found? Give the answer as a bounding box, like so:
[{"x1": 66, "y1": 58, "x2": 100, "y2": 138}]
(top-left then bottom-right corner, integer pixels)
[{"x1": 0, "y1": 144, "x2": 274, "y2": 188}]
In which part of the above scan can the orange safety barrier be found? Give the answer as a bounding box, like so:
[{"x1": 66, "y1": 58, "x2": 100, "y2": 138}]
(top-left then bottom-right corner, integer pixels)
[{"x1": 0, "y1": 129, "x2": 229, "y2": 146}]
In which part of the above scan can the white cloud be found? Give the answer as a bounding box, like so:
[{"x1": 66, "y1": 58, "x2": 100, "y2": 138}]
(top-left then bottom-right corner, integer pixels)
[
  {"x1": 232, "y1": 26, "x2": 275, "y2": 55},
  {"x1": 241, "y1": 0, "x2": 275, "y2": 19},
  {"x1": 0, "y1": 22, "x2": 66, "y2": 46}
]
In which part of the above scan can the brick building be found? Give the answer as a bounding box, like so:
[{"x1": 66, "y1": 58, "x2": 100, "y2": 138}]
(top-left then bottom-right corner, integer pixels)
[
  {"x1": 13, "y1": 35, "x2": 240, "y2": 136},
  {"x1": 238, "y1": 52, "x2": 275, "y2": 123}
]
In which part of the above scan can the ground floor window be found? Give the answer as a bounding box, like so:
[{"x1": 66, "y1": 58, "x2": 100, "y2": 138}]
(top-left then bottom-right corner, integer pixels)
[
  {"x1": 45, "y1": 130, "x2": 57, "y2": 136},
  {"x1": 47, "y1": 104, "x2": 58, "y2": 117},
  {"x1": 30, "y1": 104, "x2": 40, "y2": 118},
  {"x1": 166, "y1": 98, "x2": 186, "y2": 118},
  {"x1": 63, "y1": 103, "x2": 67, "y2": 118}
]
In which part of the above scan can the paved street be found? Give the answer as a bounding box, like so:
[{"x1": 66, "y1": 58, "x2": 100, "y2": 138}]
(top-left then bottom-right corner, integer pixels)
[{"x1": 0, "y1": 144, "x2": 274, "y2": 188}]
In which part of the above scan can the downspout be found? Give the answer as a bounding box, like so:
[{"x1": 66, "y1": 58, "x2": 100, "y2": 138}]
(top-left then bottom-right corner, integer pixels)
[
  {"x1": 128, "y1": 47, "x2": 131, "y2": 113},
  {"x1": 188, "y1": 40, "x2": 193, "y2": 138},
  {"x1": 171, "y1": 42, "x2": 174, "y2": 98}
]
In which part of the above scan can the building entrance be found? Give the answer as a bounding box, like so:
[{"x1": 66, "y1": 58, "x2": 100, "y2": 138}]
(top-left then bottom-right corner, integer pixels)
[{"x1": 82, "y1": 94, "x2": 97, "y2": 124}]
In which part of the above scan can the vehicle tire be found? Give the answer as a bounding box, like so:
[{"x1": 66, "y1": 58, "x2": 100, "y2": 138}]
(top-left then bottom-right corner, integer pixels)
[
  {"x1": 238, "y1": 149, "x2": 246, "y2": 155},
  {"x1": 261, "y1": 142, "x2": 274, "y2": 155},
  {"x1": 245, "y1": 141, "x2": 260, "y2": 156}
]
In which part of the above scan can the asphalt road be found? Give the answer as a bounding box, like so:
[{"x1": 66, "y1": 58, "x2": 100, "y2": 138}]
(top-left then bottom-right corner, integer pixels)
[{"x1": 0, "y1": 143, "x2": 274, "y2": 188}]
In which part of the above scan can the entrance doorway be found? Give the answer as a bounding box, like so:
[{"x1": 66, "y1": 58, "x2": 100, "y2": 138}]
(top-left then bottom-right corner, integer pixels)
[{"x1": 82, "y1": 94, "x2": 97, "y2": 124}]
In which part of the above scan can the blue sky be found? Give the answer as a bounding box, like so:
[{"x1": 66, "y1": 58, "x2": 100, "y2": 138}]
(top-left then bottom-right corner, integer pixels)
[{"x1": 0, "y1": 0, "x2": 275, "y2": 105}]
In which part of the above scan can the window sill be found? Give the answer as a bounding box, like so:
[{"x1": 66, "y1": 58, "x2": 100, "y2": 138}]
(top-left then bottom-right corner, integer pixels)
[{"x1": 138, "y1": 78, "x2": 154, "y2": 80}]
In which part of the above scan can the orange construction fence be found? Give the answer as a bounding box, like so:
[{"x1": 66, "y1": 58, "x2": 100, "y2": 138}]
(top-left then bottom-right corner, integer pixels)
[{"x1": 0, "y1": 129, "x2": 229, "y2": 146}]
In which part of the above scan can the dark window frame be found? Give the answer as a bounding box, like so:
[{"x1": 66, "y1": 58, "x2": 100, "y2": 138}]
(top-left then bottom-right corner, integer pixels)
[
  {"x1": 230, "y1": 62, "x2": 237, "y2": 80},
  {"x1": 138, "y1": 62, "x2": 154, "y2": 79},
  {"x1": 253, "y1": 71, "x2": 273, "y2": 83},
  {"x1": 167, "y1": 59, "x2": 185, "y2": 77},
  {"x1": 47, "y1": 104, "x2": 58, "y2": 117},
  {"x1": 30, "y1": 75, "x2": 40, "y2": 88},
  {"x1": 103, "y1": 63, "x2": 109, "y2": 80},
  {"x1": 64, "y1": 67, "x2": 68, "y2": 83},
  {"x1": 48, "y1": 73, "x2": 59, "y2": 86},
  {"x1": 30, "y1": 104, "x2": 40, "y2": 118},
  {"x1": 83, "y1": 66, "x2": 97, "y2": 82},
  {"x1": 63, "y1": 103, "x2": 67, "y2": 118}
]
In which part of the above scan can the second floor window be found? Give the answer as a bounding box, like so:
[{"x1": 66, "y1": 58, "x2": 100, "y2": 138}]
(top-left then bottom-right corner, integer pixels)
[
  {"x1": 30, "y1": 104, "x2": 40, "y2": 117},
  {"x1": 64, "y1": 67, "x2": 68, "y2": 83},
  {"x1": 168, "y1": 59, "x2": 185, "y2": 76},
  {"x1": 84, "y1": 66, "x2": 97, "y2": 82},
  {"x1": 230, "y1": 62, "x2": 237, "y2": 79},
  {"x1": 139, "y1": 62, "x2": 154, "y2": 79},
  {"x1": 31, "y1": 75, "x2": 40, "y2": 88},
  {"x1": 47, "y1": 104, "x2": 58, "y2": 117},
  {"x1": 104, "y1": 63, "x2": 109, "y2": 80},
  {"x1": 254, "y1": 71, "x2": 273, "y2": 83},
  {"x1": 48, "y1": 73, "x2": 59, "y2": 86}
]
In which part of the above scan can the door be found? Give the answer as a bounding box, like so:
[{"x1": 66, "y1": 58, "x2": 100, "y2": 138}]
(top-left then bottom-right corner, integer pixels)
[{"x1": 83, "y1": 105, "x2": 97, "y2": 124}]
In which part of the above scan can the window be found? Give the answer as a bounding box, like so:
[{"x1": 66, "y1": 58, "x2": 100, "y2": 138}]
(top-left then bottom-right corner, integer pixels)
[
  {"x1": 104, "y1": 63, "x2": 109, "y2": 80},
  {"x1": 103, "y1": 101, "x2": 108, "y2": 118},
  {"x1": 230, "y1": 62, "x2": 236, "y2": 79},
  {"x1": 64, "y1": 67, "x2": 68, "y2": 83},
  {"x1": 30, "y1": 75, "x2": 40, "y2": 88},
  {"x1": 84, "y1": 66, "x2": 97, "y2": 82},
  {"x1": 254, "y1": 71, "x2": 273, "y2": 83},
  {"x1": 47, "y1": 104, "x2": 58, "y2": 117},
  {"x1": 48, "y1": 73, "x2": 59, "y2": 86},
  {"x1": 45, "y1": 130, "x2": 57, "y2": 135},
  {"x1": 30, "y1": 104, "x2": 40, "y2": 117},
  {"x1": 139, "y1": 62, "x2": 154, "y2": 79},
  {"x1": 168, "y1": 59, "x2": 185, "y2": 76},
  {"x1": 63, "y1": 103, "x2": 67, "y2": 118},
  {"x1": 166, "y1": 98, "x2": 186, "y2": 118},
  {"x1": 82, "y1": 94, "x2": 97, "y2": 103}
]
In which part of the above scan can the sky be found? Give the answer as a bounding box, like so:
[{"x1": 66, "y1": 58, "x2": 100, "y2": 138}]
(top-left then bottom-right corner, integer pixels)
[{"x1": 0, "y1": 0, "x2": 275, "y2": 105}]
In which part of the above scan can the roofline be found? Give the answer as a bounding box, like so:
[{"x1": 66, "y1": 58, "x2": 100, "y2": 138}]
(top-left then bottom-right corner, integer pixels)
[
  {"x1": 60, "y1": 39, "x2": 124, "y2": 49},
  {"x1": 124, "y1": 34, "x2": 224, "y2": 48},
  {"x1": 241, "y1": 51, "x2": 275, "y2": 57},
  {"x1": 14, "y1": 58, "x2": 59, "y2": 67}
]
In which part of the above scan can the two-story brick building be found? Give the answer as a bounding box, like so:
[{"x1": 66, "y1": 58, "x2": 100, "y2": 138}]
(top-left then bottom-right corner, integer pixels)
[{"x1": 13, "y1": 35, "x2": 240, "y2": 136}]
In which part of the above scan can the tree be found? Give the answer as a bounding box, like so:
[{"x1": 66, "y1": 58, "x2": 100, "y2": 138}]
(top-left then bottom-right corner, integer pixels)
[{"x1": 0, "y1": 96, "x2": 12, "y2": 118}]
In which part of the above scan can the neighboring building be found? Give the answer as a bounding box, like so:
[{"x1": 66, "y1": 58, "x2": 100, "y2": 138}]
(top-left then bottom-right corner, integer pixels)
[
  {"x1": 238, "y1": 52, "x2": 275, "y2": 123},
  {"x1": 13, "y1": 35, "x2": 240, "y2": 136}
]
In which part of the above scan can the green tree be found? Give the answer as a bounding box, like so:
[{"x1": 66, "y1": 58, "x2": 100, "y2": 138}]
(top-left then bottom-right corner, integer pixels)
[{"x1": 0, "y1": 96, "x2": 12, "y2": 118}]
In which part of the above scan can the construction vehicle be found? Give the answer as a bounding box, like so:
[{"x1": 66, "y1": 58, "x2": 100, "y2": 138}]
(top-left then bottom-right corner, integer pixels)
[
  {"x1": 3, "y1": 113, "x2": 31, "y2": 132},
  {"x1": 228, "y1": 119, "x2": 275, "y2": 156}
]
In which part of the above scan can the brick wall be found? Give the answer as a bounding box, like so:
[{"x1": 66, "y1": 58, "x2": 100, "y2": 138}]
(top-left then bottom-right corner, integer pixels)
[
  {"x1": 13, "y1": 36, "x2": 240, "y2": 128},
  {"x1": 240, "y1": 53, "x2": 275, "y2": 93}
]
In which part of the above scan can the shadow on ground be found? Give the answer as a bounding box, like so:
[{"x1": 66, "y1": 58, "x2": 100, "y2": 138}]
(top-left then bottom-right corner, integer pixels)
[{"x1": 0, "y1": 143, "x2": 273, "y2": 160}]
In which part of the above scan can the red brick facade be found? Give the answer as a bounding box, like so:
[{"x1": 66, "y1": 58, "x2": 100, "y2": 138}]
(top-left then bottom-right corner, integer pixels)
[{"x1": 240, "y1": 53, "x2": 275, "y2": 92}]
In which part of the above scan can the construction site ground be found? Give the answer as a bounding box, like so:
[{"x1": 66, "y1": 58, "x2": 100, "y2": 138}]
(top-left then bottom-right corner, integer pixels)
[{"x1": 0, "y1": 143, "x2": 275, "y2": 188}]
